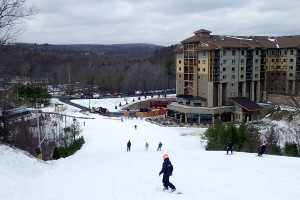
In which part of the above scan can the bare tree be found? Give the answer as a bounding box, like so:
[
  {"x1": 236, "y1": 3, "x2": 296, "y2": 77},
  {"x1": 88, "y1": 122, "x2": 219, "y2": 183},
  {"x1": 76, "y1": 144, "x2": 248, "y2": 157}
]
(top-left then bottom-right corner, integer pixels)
[{"x1": 0, "y1": 0, "x2": 38, "y2": 46}]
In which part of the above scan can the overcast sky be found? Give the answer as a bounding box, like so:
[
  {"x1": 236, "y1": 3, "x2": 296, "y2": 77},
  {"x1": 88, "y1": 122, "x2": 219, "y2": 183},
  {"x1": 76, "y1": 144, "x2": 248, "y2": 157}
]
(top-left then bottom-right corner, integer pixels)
[{"x1": 18, "y1": 0, "x2": 300, "y2": 46}]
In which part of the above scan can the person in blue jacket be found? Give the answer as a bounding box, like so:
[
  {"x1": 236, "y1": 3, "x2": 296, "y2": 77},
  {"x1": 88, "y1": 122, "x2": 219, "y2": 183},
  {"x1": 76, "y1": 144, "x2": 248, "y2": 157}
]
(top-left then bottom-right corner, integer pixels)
[{"x1": 159, "y1": 154, "x2": 176, "y2": 192}]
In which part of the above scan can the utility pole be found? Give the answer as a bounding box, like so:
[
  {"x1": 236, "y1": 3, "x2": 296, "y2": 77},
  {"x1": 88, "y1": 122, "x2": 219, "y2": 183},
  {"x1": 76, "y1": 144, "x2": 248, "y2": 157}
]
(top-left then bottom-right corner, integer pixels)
[{"x1": 36, "y1": 103, "x2": 42, "y2": 160}]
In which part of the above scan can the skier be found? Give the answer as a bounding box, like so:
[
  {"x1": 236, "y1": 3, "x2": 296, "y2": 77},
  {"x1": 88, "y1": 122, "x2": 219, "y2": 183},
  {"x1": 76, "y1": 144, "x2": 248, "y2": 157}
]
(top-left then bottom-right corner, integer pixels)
[
  {"x1": 227, "y1": 141, "x2": 233, "y2": 155},
  {"x1": 157, "y1": 142, "x2": 162, "y2": 151},
  {"x1": 159, "y1": 154, "x2": 176, "y2": 192},
  {"x1": 145, "y1": 142, "x2": 149, "y2": 151},
  {"x1": 258, "y1": 142, "x2": 267, "y2": 156},
  {"x1": 127, "y1": 140, "x2": 131, "y2": 152},
  {"x1": 134, "y1": 125, "x2": 137, "y2": 130}
]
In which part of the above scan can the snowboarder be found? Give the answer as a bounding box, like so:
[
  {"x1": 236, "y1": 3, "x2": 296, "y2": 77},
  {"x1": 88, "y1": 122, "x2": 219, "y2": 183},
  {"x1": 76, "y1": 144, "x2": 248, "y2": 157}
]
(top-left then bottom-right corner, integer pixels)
[
  {"x1": 157, "y1": 142, "x2": 162, "y2": 151},
  {"x1": 145, "y1": 142, "x2": 149, "y2": 151},
  {"x1": 258, "y1": 142, "x2": 267, "y2": 156},
  {"x1": 227, "y1": 142, "x2": 233, "y2": 155},
  {"x1": 159, "y1": 154, "x2": 176, "y2": 192},
  {"x1": 134, "y1": 125, "x2": 137, "y2": 130},
  {"x1": 127, "y1": 140, "x2": 131, "y2": 152}
]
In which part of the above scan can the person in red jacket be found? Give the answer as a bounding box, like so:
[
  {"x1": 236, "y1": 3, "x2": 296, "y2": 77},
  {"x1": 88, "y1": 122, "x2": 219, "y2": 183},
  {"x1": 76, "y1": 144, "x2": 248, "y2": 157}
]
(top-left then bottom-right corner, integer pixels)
[
  {"x1": 258, "y1": 142, "x2": 267, "y2": 156},
  {"x1": 159, "y1": 154, "x2": 176, "y2": 192}
]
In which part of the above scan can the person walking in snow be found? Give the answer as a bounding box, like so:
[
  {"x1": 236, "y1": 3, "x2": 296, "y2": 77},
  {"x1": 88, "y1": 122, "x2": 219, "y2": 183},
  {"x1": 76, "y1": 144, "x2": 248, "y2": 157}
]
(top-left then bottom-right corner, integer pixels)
[
  {"x1": 157, "y1": 142, "x2": 162, "y2": 151},
  {"x1": 258, "y1": 142, "x2": 267, "y2": 156},
  {"x1": 159, "y1": 154, "x2": 176, "y2": 192},
  {"x1": 134, "y1": 125, "x2": 137, "y2": 130},
  {"x1": 227, "y1": 141, "x2": 233, "y2": 155},
  {"x1": 127, "y1": 140, "x2": 131, "y2": 152},
  {"x1": 145, "y1": 142, "x2": 149, "y2": 151}
]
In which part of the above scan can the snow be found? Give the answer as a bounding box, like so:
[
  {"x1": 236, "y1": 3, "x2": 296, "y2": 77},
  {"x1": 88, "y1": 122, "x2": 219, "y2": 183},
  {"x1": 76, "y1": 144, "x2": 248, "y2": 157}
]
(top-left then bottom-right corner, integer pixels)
[
  {"x1": 71, "y1": 94, "x2": 176, "y2": 112},
  {"x1": 1, "y1": 98, "x2": 300, "y2": 200}
]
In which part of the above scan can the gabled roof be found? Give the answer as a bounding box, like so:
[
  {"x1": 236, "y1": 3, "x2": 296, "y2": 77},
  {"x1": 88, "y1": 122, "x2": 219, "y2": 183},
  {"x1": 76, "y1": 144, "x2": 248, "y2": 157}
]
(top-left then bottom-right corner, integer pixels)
[
  {"x1": 180, "y1": 28, "x2": 300, "y2": 49},
  {"x1": 229, "y1": 97, "x2": 263, "y2": 111}
]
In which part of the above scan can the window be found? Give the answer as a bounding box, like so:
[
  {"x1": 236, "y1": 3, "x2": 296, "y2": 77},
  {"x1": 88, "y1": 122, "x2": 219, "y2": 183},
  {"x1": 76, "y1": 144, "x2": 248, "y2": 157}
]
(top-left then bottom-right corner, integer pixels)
[
  {"x1": 223, "y1": 60, "x2": 227, "y2": 64},
  {"x1": 203, "y1": 52, "x2": 206, "y2": 56},
  {"x1": 241, "y1": 67, "x2": 244, "y2": 71},
  {"x1": 231, "y1": 83, "x2": 235, "y2": 86},
  {"x1": 194, "y1": 99, "x2": 202, "y2": 104},
  {"x1": 232, "y1": 60, "x2": 236, "y2": 64},
  {"x1": 241, "y1": 50, "x2": 244, "y2": 55},
  {"x1": 290, "y1": 73, "x2": 293, "y2": 77},
  {"x1": 255, "y1": 74, "x2": 258, "y2": 78},
  {"x1": 202, "y1": 68, "x2": 206, "y2": 72},
  {"x1": 272, "y1": 59, "x2": 275, "y2": 62},
  {"x1": 290, "y1": 50, "x2": 294, "y2": 55},
  {"x1": 232, "y1": 75, "x2": 235, "y2": 80},
  {"x1": 231, "y1": 92, "x2": 235, "y2": 97},
  {"x1": 255, "y1": 67, "x2": 258, "y2": 71},
  {"x1": 179, "y1": 67, "x2": 182, "y2": 71},
  {"x1": 223, "y1": 75, "x2": 226, "y2": 79},
  {"x1": 271, "y1": 66, "x2": 274, "y2": 69},
  {"x1": 255, "y1": 59, "x2": 258, "y2": 64},
  {"x1": 276, "y1": 66, "x2": 280, "y2": 69},
  {"x1": 290, "y1": 59, "x2": 294, "y2": 62},
  {"x1": 241, "y1": 59, "x2": 244, "y2": 64},
  {"x1": 289, "y1": 66, "x2": 293, "y2": 69},
  {"x1": 241, "y1": 75, "x2": 244, "y2": 79},
  {"x1": 232, "y1": 67, "x2": 235, "y2": 72},
  {"x1": 198, "y1": 60, "x2": 200, "y2": 64},
  {"x1": 202, "y1": 76, "x2": 206, "y2": 79},
  {"x1": 179, "y1": 60, "x2": 181, "y2": 64},
  {"x1": 283, "y1": 59, "x2": 287, "y2": 62},
  {"x1": 232, "y1": 50, "x2": 236, "y2": 56},
  {"x1": 202, "y1": 60, "x2": 206, "y2": 64},
  {"x1": 179, "y1": 75, "x2": 181, "y2": 77},
  {"x1": 223, "y1": 50, "x2": 227, "y2": 56},
  {"x1": 256, "y1": 50, "x2": 259, "y2": 55}
]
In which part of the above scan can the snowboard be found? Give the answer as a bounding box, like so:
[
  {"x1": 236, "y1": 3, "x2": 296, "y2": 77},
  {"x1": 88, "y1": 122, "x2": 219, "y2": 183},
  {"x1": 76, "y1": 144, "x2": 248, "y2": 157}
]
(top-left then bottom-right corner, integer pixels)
[{"x1": 155, "y1": 187, "x2": 182, "y2": 194}]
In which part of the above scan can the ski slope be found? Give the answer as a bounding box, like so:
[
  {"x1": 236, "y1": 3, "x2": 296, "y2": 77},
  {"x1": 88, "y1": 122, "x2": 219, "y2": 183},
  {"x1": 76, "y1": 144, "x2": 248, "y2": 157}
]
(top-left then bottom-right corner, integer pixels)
[{"x1": 1, "y1": 99, "x2": 300, "y2": 200}]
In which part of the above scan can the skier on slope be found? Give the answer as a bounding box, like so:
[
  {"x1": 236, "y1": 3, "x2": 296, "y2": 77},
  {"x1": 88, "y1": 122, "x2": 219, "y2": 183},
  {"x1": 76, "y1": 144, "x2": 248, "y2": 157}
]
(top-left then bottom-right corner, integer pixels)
[
  {"x1": 258, "y1": 142, "x2": 267, "y2": 156},
  {"x1": 159, "y1": 154, "x2": 176, "y2": 192},
  {"x1": 157, "y1": 142, "x2": 162, "y2": 151},
  {"x1": 127, "y1": 140, "x2": 131, "y2": 152},
  {"x1": 227, "y1": 141, "x2": 233, "y2": 155}
]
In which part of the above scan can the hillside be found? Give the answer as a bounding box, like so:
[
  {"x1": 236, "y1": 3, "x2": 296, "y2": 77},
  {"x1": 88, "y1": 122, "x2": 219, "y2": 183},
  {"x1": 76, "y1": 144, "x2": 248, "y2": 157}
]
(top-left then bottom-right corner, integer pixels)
[{"x1": 1, "y1": 98, "x2": 300, "y2": 200}]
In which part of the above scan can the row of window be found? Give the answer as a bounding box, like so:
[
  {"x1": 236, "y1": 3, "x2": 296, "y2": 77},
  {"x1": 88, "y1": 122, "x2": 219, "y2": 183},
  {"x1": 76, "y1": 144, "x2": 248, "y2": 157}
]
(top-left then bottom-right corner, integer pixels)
[
  {"x1": 221, "y1": 74, "x2": 259, "y2": 80},
  {"x1": 179, "y1": 58, "x2": 296, "y2": 66},
  {"x1": 267, "y1": 58, "x2": 294, "y2": 63},
  {"x1": 266, "y1": 66, "x2": 294, "y2": 70}
]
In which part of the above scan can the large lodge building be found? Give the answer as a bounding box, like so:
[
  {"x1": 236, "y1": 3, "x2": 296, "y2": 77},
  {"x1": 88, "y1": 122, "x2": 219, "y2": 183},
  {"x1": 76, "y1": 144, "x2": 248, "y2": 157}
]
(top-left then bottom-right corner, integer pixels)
[{"x1": 167, "y1": 29, "x2": 300, "y2": 124}]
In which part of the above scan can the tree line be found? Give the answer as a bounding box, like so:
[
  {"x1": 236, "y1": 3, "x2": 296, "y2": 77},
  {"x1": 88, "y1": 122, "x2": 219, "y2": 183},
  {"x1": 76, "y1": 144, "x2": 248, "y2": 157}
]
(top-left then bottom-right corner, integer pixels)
[
  {"x1": 203, "y1": 119, "x2": 299, "y2": 157},
  {"x1": 0, "y1": 43, "x2": 177, "y2": 94}
]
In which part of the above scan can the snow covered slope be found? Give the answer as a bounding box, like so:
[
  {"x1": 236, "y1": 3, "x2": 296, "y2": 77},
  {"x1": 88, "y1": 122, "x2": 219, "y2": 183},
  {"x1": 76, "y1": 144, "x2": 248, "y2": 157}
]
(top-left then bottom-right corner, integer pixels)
[{"x1": 1, "y1": 99, "x2": 300, "y2": 200}]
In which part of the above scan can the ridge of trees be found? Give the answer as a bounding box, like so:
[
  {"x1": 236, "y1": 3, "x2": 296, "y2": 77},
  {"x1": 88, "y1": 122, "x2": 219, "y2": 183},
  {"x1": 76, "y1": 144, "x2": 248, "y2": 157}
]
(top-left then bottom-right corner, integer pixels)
[{"x1": 0, "y1": 43, "x2": 177, "y2": 93}]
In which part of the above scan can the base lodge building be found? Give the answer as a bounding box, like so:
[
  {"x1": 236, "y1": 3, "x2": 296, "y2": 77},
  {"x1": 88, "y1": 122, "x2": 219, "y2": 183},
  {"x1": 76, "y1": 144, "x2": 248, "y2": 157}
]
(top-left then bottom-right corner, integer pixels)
[{"x1": 167, "y1": 29, "x2": 300, "y2": 124}]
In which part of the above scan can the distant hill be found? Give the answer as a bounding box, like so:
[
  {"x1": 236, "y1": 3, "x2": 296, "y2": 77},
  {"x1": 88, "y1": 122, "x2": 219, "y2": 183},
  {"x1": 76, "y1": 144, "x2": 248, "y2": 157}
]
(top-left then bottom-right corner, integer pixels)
[{"x1": 15, "y1": 43, "x2": 164, "y2": 54}]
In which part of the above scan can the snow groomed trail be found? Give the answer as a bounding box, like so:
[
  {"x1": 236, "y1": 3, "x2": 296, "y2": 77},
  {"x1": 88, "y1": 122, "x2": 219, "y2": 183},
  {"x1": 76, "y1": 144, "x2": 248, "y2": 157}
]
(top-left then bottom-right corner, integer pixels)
[{"x1": 1, "y1": 101, "x2": 300, "y2": 200}]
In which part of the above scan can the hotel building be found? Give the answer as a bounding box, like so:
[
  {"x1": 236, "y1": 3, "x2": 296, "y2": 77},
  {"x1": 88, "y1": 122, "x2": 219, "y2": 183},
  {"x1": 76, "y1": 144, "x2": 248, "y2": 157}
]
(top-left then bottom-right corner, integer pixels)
[{"x1": 167, "y1": 29, "x2": 300, "y2": 123}]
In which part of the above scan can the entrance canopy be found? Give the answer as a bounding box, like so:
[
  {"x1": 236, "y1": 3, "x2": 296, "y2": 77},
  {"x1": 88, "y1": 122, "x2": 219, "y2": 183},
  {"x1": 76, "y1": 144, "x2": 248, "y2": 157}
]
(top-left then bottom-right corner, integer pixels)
[{"x1": 229, "y1": 97, "x2": 263, "y2": 111}]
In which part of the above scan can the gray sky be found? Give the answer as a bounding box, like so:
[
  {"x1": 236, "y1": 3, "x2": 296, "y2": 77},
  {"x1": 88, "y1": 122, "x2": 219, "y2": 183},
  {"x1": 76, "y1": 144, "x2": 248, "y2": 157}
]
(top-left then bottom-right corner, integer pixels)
[{"x1": 19, "y1": 0, "x2": 300, "y2": 46}]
